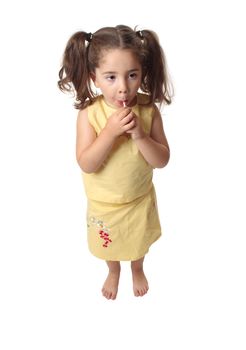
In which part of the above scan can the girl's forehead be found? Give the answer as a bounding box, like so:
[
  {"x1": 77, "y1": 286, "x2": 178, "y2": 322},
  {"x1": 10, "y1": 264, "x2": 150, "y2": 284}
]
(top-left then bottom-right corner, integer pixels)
[{"x1": 99, "y1": 48, "x2": 140, "y2": 66}]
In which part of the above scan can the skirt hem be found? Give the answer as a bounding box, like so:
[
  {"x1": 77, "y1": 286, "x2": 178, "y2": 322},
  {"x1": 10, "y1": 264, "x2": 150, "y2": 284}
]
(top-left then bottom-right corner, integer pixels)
[{"x1": 88, "y1": 232, "x2": 161, "y2": 261}]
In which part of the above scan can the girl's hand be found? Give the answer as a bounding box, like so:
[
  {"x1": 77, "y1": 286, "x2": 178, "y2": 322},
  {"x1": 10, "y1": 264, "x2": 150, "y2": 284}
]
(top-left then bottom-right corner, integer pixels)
[
  {"x1": 104, "y1": 108, "x2": 136, "y2": 138},
  {"x1": 125, "y1": 113, "x2": 146, "y2": 140}
]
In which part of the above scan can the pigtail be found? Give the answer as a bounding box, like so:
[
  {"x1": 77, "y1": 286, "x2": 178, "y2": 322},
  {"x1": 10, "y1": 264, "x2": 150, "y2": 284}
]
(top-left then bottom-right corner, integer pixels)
[
  {"x1": 58, "y1": 31, "x2": 94, "y2": 109},
  {"x1": 140, "y1": 30, "x2": 173, "y2": 106}
]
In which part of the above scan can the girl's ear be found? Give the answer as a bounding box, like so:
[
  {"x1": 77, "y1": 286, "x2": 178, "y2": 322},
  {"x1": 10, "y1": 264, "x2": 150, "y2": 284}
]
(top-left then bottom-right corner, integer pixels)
[{"x1": 90, "y1": 72, "x2": 99, "y2": 88}]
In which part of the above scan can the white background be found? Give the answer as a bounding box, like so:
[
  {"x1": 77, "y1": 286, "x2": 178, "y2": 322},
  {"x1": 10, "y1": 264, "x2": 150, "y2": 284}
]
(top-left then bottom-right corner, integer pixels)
[{"x1": 0, "y1": 0, "x2": 245, "y2": 349}]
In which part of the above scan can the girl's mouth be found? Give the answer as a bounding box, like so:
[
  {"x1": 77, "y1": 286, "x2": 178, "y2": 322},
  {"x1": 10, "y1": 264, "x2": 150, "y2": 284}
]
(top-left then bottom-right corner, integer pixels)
[{"x1": 119, "y1": 100, "x2": 128, "y2": 107}]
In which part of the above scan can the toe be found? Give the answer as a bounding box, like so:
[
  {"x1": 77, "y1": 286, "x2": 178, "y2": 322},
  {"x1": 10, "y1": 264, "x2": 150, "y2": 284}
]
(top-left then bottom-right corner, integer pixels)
[{"x1": 102, "y1": 290, "x2": 108, "y2": 299}]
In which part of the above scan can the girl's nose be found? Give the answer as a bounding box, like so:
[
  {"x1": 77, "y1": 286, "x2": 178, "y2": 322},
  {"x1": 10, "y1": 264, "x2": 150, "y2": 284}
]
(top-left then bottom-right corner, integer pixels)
[{"x1": 118, "y1": 79, "x2": 127, "y2": 94}]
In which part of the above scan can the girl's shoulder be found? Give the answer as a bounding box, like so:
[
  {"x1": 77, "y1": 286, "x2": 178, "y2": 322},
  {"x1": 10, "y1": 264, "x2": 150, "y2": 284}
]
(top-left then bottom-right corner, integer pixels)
[
  {"x1": 88, "y1": 95, "x2": 103, "y2": 107},
  {"x1": 137, "y1": 93, "x2": 152, "y2": 106},
  {"x1": 136, "y1": 93, "x2": 158, "y2": 112}
]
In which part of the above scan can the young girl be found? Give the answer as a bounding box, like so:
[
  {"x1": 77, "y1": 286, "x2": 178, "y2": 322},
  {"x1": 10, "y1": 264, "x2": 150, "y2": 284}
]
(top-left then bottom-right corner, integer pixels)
[{"x1": 58, "y1": 25, "x2": 172, "y2": 299}]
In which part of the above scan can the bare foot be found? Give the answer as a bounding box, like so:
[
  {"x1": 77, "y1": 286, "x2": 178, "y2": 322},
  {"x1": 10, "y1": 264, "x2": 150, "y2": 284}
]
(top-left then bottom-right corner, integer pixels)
[
  {"x1": 102, "y1": 271, "x2": 120, "y2": 300},
  {"x1": 132, "y1": 269, "x2": 149, "y2": 297}
]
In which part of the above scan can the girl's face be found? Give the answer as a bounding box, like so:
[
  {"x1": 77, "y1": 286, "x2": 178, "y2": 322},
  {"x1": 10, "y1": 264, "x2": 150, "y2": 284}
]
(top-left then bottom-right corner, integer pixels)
[{"x1": 92, "y1": 49, "x2": 142, "y2": 108}]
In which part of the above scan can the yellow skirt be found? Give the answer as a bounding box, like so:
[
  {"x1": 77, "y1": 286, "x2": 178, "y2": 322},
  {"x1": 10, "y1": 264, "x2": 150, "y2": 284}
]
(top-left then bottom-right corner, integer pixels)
[{"x1": 86, "y1": 185, "x2": 161, "y2": 261}]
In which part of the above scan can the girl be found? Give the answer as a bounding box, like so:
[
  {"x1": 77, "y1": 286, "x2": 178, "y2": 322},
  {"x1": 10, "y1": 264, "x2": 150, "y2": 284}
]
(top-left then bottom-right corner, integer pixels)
[{"x1": 58, "y1": 25, "x2": 172, "y2": 299}]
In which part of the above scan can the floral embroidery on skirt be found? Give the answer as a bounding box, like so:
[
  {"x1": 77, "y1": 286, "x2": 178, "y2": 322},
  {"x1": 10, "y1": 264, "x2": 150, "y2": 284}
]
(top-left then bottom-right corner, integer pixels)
[{"x1": 88, "y1": 216, "x2": 112, "y2": 248}]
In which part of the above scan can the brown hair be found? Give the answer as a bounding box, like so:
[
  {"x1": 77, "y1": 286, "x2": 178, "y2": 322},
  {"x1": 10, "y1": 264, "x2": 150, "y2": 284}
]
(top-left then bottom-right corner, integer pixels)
[{"x1": 58, "y1": 25, "x2": 173, "y2": 109}]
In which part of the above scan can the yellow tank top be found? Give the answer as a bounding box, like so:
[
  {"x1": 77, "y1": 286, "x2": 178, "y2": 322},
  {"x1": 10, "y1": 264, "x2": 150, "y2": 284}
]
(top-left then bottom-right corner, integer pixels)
[{"x1": 82, "y1": 93, "x2": 155, "y2": 203}]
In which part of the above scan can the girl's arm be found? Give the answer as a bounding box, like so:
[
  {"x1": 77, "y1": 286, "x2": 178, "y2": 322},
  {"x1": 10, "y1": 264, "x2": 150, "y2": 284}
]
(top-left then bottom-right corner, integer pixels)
[
  {"x1": 76, "y1": 107, "x2": 135, "y2": 173},
  {"x1": 133, "y1": 107, "x2": 170, "y2": 168},
  {"x1": 76, "y1": 109, "x2": 116, "y2": 173}
]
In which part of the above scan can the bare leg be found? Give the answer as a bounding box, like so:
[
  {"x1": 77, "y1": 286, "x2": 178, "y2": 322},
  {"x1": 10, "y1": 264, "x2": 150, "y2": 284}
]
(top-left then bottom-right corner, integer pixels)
[
  {"x1": 102, "y1": 261, "x2": 121, "y2": 300},
  {"x1": 131, "y1": 257, "x2": 149, "y2": 297}
]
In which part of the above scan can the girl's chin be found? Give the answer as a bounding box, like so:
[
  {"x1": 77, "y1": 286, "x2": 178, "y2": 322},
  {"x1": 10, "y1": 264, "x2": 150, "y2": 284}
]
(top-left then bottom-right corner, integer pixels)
[
  {"x1": 103, "y1": 97, "x2": 133, "y2": 108},
  {"x1": 110, "y1": 100, "x2": 128, "y2": 108},
  {"x1": 117, "y1": 100, "x2": 128, "y2": 107}
]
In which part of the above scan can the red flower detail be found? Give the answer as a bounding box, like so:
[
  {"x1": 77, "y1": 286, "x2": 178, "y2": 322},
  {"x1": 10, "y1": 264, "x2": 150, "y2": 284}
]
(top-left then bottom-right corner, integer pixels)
[
  {"x1": 98, "y1": 229, "x2": 112, "y2": 248},
  {"x1": 89, "y1": 217, "x2": 112, "y2": 248}
]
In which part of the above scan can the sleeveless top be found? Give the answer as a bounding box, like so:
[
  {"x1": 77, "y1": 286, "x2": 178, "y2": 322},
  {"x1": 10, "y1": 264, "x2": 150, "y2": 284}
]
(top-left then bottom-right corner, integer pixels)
[{"x1": 82, "y1": 93, "x2": 155, "y2": 203}]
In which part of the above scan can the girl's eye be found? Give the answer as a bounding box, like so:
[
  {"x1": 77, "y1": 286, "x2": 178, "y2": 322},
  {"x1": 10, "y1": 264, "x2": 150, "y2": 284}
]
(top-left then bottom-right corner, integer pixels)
[
  {"x1": 106, "y1": 75, "x2": 115, "y2": 81},
  {"x1": 129, "y1": 73, "x2": 137, "y2": 79}
]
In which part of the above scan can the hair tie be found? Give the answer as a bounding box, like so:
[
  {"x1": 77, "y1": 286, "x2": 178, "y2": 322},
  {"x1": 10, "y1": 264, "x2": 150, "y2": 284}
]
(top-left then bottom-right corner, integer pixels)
[
  {"x1": 85, "y1": 32, "x2": 93, "y2": 42},
  {"x1": 136, "y1": 30, "x2": 144, "y2": 39}
]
